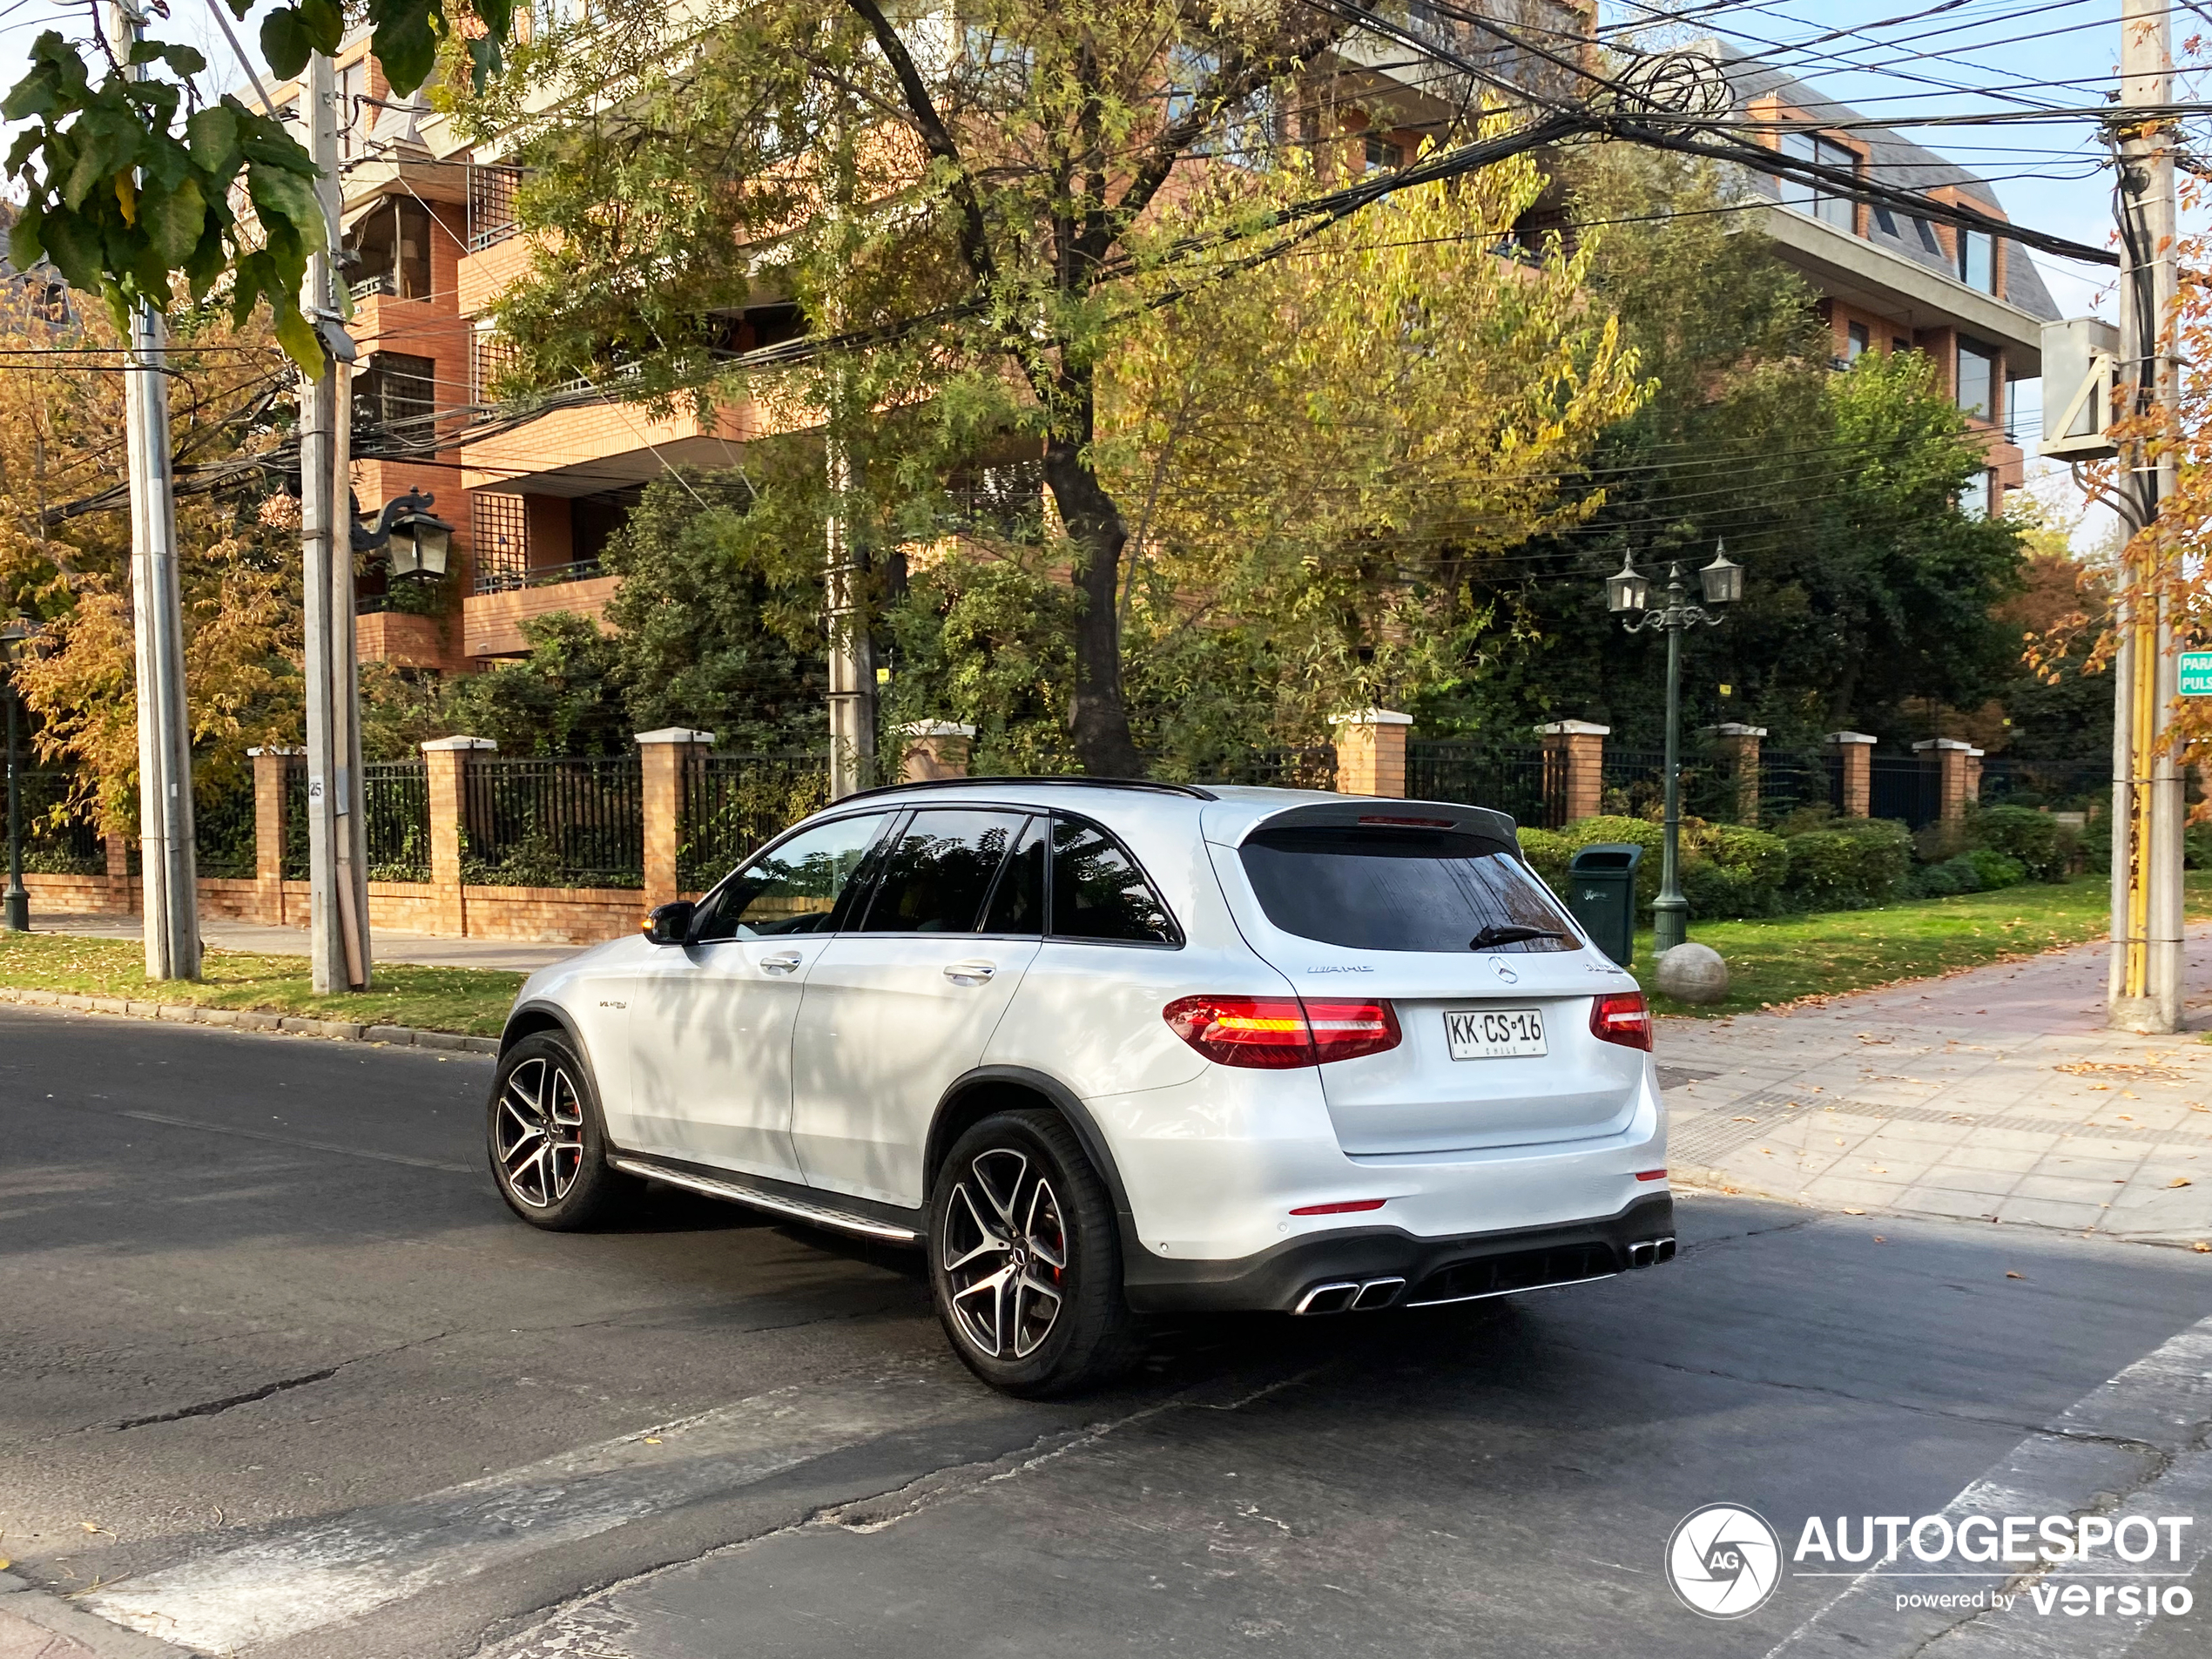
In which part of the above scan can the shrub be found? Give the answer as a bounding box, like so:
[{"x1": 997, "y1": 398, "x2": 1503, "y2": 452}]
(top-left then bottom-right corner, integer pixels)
[
  {"x1": 1965, "y1": 846, "x2": 2026, "y2": 891},
  {"x1": 1518, "y1": 826, "x2": 1570, "y2": 890},
  {"x1": 1973, "y1": 805, "x2": 2068, "y2": 883},
  {"x1": 1560, "y1": 815, "x2": 1666, "y2": 906},
  {"x1": 1783, "y1": 818, "x2": 1913, "y2": 909},
  {"x1": 1917, "y1": 853, "x2": 1980, "y2": 897},
  {"x1": 1683, "y1": 823, "x2": 1791, "y2": 918}
]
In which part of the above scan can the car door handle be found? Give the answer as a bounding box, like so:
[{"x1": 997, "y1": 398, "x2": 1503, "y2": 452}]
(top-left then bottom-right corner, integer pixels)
[
  {"x1": 760, "y1": 952, "x2": 805, "y2": 974},
  {"x1": 944, "y1": 961, "x2": 996, "y2": 984}
]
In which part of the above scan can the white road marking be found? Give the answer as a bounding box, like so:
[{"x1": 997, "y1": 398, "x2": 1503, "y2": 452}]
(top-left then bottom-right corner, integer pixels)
[
  {"x1": 1766, "y1": 1313, "x2": 2212, "y2": 1658},
  {"x1": 84, "y1": 1371, "x2": 984, "y2": 1654}
]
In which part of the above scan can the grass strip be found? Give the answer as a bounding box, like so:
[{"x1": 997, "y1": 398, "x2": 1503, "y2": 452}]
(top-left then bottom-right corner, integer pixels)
[
  {"x1": 0, "y1": 931, "x2": 523, "y2": 1035},
  {"x1": 1643, "y1": 872, "x2": 2212, "y2": 1018}
]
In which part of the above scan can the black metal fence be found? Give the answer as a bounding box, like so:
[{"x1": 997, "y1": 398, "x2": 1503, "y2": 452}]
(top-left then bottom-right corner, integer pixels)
[
  {"x1": 1600, "y1": 746, "x2": 1669, "y2": 819},
  {"x1": 365, "y1": 762, "x2": 433, "y2": 882},
  {"x1": 679, "y1": 752, "x2": 830, "y2": 891},
  {"x1": 464, "y1": 755, "x2": 644, "y2": 888},
  {"x1": 1870, "y1": 755, "x2": 1944, "y2": 830},
  {"x1": 1405, "y1": 742, "x2": 1561, "y2": 827},
  {"x1": 1193, "y1": 745, "x2": 1339, "y2": 792},
  {"x1": 1757, "y1": 752, "x2": 1845, "y2": 824},
  {"x1": 5, "y1": 770, "x2": 103, "y2": 874},
  {"x1": 192, "y1": 776, "x2": 257, "y2": 879},
  {"x1": 282, "y1": 759, "x2": 310, "y2": 880},
  {"x1": 1978, "y1": 757, "x2": 2108, "y2": 813}
]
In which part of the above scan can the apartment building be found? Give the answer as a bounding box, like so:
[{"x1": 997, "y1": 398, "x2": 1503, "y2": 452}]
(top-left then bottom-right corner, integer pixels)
[{"x1": 1718, "y1": 49, "x2": 2060, "y2": 516}]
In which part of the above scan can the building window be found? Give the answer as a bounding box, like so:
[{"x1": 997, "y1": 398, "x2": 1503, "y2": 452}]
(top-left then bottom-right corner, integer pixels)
[
  {"x1": 1908, "y1": 216, "x2": 1943, "y2": 258},
  {"x1": 1365, "y1": 132, "x2": 1403, "y2": 172},
  {"x1": 468, "y1": 165, "x2": 521, "y2": 252},
  {"x1": 1960, "y1": 470, "x2": 1993, "y2": 519},
  {"x1": 473, "y1": 494, "x2": 530, "y2": 592},
  {"x1": 1957, "y1": 227, "x2": 1995, "y2": 293},
  {"x1": 354, "y1": 352, "x2": 437, "y2": 448},
  {"x1": 1780, "y1": 132, "x2": 1856, "y2": 230},
  {"x1": 336, "y1": 59, "x2": 363, "y2": 160},
  {"x1": 1956, "y1": 337, "x2": 1999, "y2": 421},
  {"x1": 1846, "y1": 321, "x2": 1870, "y2": 361},
  {"x1": 471, "y1": 324, "x2": 517, "y2": 403},
  {"x1": 1893, "y1": 336, "x2": 1912, "y2": 355}
]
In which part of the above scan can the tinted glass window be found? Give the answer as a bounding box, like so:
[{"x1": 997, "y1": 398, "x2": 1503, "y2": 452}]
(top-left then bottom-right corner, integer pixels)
[
  {"x1": 860, "y1": 811, "x2": 1028, "y2": 934},
  {"x1": 1050, "y1": 818, "x2": 1177, "y2": 944},
  {"x1": 1239, "y1": 826, "x2": 1581, "y2": 954},
  {"x1": 696, "y1": 813, "x2": 887, "y2": 941},
  {"x1": 1957, "y1": 340, "x2": 1997, "y2": 420},
  {"x1": 981, "y1": 817, "x2": 1044, "y2": 935}
]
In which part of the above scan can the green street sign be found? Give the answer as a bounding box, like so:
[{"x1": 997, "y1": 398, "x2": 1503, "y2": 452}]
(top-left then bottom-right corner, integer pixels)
[{"x1": 2184, "y1": 651, "x2": 2212, "y2": 696}]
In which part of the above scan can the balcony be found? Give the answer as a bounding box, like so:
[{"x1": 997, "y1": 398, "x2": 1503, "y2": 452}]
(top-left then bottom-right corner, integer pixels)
[{"x1": 462, "y1": 563, "x2": 621, "y2": 658}]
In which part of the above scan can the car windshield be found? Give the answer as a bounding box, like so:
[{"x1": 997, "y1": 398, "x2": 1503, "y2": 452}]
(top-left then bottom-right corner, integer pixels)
[{"x1": 1238, "y1": 825, "x2": 1581, "y2": 954}]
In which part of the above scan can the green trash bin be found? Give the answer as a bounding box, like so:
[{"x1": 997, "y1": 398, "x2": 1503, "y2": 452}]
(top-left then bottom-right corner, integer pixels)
[{"x1": 1563, "y1": 843, "x2": 1642, "y2": 968}]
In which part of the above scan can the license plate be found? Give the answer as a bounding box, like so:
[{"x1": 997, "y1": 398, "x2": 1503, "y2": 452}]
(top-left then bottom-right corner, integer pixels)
[{"x1": 1444, "y1": 1007, "x2": 1547, "y2": 1060}]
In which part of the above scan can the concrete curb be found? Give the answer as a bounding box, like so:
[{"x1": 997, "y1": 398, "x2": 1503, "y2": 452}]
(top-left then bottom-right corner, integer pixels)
[
  {"x1": 0, "y1": 984, "x2": 500, "y2": 1055},
  {"x1": 0, "y1": 1572, "x2": 200, "y2": 1657}
]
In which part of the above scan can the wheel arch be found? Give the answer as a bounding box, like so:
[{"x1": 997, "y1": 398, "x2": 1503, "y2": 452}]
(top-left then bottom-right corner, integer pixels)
[
  {"x1": 495, "y1": 1001, "x2": 614, "y2": 1139},
  {"x1": 926, "y1": 1067, "x2": 1137, "y2": 1247}
]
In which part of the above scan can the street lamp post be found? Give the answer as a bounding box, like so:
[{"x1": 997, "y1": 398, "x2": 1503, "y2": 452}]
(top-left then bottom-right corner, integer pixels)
[
  {"x1": 1, "y1": 617, "x2": 42, "y2": 934},
  {"x1": 1606, "y1": 543, "x2": 1743, "y2": 956}
]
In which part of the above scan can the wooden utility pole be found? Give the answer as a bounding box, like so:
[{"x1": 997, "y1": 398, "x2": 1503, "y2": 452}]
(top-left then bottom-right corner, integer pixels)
[
  {"x1": 2109, "y1": 0, "x2": 2183, "y2": 1032},
  {"x1": 108, "y1": 0, "x2": 199, "y2": 981}
]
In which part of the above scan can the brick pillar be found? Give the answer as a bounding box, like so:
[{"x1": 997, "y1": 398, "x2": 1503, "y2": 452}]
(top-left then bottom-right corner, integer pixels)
[
  {"x1": 897, "y1": 721, "x2": 975, "y2": 782},
  {"x1": 248, "y1": 746, "x2": 296, "y2": 925},
  {"x1": 421, "y1": 736, "x2": 495, "y2": 938},
  {"x1": 1329, "y1": 709, "x2": 1413, "y2": 798},
  {"x1": 1537, "y1": 721, "x2": 1608, "y2": 823},
  {"x1": 637, "y1": 727, "x2": 714, "y2": 907},
  {"x1": 104, "y1": 829, "x2": 130, "y2": 913},
  {"x1": 1705, "y1": 723, "x2": 1766, "y2": 825},
  {"x1": 1913, "y1": 738, "x2": 1973, "y2": 822},
  {"x1": 1966, "y1": 746, "x2": 1985, "y2": 808},
  {"x1": 1825, "y1": 731, "x2": 1876, "y2": 817}
]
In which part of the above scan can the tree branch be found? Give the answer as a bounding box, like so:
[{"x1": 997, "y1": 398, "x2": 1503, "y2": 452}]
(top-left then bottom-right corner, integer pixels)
[{"x1": 840, "y1": 0, "x2": 997, "y2": 288}]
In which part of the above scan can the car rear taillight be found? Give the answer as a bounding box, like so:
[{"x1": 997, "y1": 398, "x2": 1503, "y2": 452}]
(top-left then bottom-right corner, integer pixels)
[
  {"x1": 1163, "y1": 995, "x2": 1402, "y2": 1069},
  {"x1": 1590, "y1": 991, "x2": 1652, "y2": 1051}
]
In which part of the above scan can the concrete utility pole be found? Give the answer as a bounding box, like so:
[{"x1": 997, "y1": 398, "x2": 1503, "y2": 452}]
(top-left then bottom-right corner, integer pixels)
[
  {"x1": 2108, "y1": 0, "x2": 2183, "y2": 1033},
  {"x1": 108, "y1": 0, "x2": 199, "y2": 980},
  {"x1": 294, "y1": 53, "x2": 370, "y2": 991}
]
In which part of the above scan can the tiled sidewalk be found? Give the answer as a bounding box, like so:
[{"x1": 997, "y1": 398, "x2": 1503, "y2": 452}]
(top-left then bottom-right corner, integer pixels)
[{"x1": 1657, "y1": 927, "x2": 2212, "y2": 1248}]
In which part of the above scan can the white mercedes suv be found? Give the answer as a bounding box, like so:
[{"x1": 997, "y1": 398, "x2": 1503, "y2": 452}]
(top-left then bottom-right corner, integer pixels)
[{"x1": 488, "y1": 779, "x2": 1673, "y2": 1396}]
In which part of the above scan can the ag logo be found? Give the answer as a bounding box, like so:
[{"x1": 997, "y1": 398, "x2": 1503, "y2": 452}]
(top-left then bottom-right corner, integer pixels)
[{"x1": 1665, "y1": 1503, "x2": 1783, "y2": 1619}]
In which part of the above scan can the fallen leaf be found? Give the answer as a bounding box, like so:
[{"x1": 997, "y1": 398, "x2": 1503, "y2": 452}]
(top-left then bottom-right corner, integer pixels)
[
  {"x1": 1843, "y1": 1207, "x2": 1867, "y2": 1215},
  {"x1": 1731, "y1": 1116, "x2": 1759, "y2": 1123},
  {"x1": 2195, "y1": 1242, "x2": 2210, "y2": 1253},
  {"x1": 644, "y1": 1437, "x2": 662, "y2": 1445},
  {"x1": 1873, "y1": 1235, "x2": 1888, "y2": 1244},
  {"x1": 1759, "y1": 1147, "x2": 1774, "y2": 1156},
  {"x1": 1869, "y1": 1166, "x2": 1890, "y2": 1175},
  {"x1": 2169, "y1": 1177, "x2": 2194, "y2": 1189},
  {"x1": 2006, "y1": 1271, "x2": 2025, "y2": 1279}
]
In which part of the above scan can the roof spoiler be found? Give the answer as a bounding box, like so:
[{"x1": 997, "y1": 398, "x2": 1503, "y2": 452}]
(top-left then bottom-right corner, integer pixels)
[{"x1": 1237, "y1": 798, "x2": 1521, "y2": 856}]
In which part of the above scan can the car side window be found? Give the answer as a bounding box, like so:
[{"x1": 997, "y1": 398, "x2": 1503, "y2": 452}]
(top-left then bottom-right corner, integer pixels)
[
  {"x1": 858, "y1": 810, "x2": 1031, "y2": 934},
  {"x1": 1049, "y1": 815, "x2": 1177, "y2": 945},
  {"x1": 979, "y1": 816, "x2": 1044, "y2": 935},
  {"x1": 695, "y1": 813, "x2": 888, "y2": 942}
]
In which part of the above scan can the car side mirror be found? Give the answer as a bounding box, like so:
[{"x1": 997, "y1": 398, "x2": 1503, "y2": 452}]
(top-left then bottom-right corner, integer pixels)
[{"x1": 643, "y1": 900, "x2": 695, "y2": 946}]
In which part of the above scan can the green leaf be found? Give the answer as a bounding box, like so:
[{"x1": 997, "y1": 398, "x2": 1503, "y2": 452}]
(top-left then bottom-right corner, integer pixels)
[
  {"x1": 260, "y1": 10, "x2": 313, "y2": 80},
  {"x1": 467, "y1": 35, "x2": 504, "y2": 94},
  {"x1": 187, "y1": 104, "x2": 240, "y2": 176},
  {"x1": 9, "y1": 203, "x2": 42, "y2": 272},
  {"x1": 143, "y1": 176, "x2": 206, "y2": 266},
  {"x1": 36, "y1": 207, "x2": 100, "y2": 292},
  {"x1": 371, "y1": 2, "x2": 439, "y2": 96},
  {"x1": 246, "y1": 160, "x2": 327, "y2": 248},
  {"x1": 300, "y1": 0, "x2": 344, "y2": 54},
  {"x1": 273, "y1": 299, "x2": 325, "y2": 374}
]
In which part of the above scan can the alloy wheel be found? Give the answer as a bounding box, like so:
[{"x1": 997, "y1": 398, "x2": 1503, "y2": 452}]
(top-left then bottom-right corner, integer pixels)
[
  {"x1": 495, "y1": 1056, "x2": 586, "y2": 1208},
  {"x1": 941, "y1": 1148, "x2": 1069, "y2": 1359}
]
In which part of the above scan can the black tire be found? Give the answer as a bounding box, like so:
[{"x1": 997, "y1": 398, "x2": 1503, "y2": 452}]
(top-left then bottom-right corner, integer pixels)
[
  {"x1": 929, "y1": 1109, "x2": 1143, "y2": 1398},
  {"x1": 487, "y1": 1032, "x2": 644, "y2": 1231}
]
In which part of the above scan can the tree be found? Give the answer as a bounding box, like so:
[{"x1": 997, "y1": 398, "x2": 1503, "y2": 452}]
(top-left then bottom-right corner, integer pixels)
[
  {"x1": 0, "y1": 298, "x2": 302, "y2": 831},
  {"x1": 2, "y1": 1, "x2": 523, "y2": 368},
  {"x1": 479, "y1": 0, "x2": 1586, "y2": 773},
  {"x1": 1421, "y1": 145, "x2": 2027, "y2": 753}
]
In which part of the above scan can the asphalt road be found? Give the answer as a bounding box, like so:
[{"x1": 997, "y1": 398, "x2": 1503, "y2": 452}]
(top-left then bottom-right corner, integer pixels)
[{"x1": 3, "y1": 1002, "x2": 2210, "y2": 1659}]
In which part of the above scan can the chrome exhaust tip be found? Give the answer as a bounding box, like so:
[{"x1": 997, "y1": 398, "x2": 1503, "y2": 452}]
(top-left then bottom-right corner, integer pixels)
[
  {"x1": 1294, "y1": 1281, "x2": 1360, "y2": 1315},
  {"x1": 1628, "y1": 1236, "x2": 1678, "y2": 1268},
  {"x1": 1352, "y1": 1277, "x2": 1406, "y2": 1311}
]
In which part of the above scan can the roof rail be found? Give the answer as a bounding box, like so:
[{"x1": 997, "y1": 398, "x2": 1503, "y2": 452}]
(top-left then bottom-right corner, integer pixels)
[{"x1": 837, "y1": 775, "x2": 1218, "y2": 805}]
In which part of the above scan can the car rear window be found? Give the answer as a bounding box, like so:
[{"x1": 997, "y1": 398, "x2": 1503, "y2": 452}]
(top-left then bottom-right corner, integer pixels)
[{"x1": 1238, "y1": 826, "x2": 1581, "y2": 954}]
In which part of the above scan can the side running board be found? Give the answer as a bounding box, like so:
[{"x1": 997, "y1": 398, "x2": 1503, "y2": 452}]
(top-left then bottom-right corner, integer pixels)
[{"x1": 610, "y1": 1158, "x2": 921, "y2": 1245}]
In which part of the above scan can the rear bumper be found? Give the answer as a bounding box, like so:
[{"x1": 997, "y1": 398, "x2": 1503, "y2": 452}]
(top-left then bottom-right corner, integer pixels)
[{"x1": 1122, "y1": 1191, "x2": 1675, "y2": 1313}]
